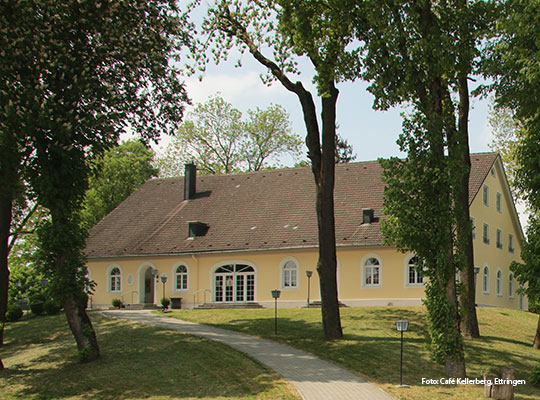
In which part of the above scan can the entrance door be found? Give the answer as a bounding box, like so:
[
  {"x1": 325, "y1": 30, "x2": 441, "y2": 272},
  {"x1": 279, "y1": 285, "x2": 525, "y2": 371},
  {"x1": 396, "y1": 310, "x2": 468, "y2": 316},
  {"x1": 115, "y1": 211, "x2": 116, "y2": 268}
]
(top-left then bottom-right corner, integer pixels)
[
  {"x1": 144, "y1": 267, "x2": 155, "y2": 304},
  {"x1": 214, "y1": 264, "x2": 255, "y2": 302}
]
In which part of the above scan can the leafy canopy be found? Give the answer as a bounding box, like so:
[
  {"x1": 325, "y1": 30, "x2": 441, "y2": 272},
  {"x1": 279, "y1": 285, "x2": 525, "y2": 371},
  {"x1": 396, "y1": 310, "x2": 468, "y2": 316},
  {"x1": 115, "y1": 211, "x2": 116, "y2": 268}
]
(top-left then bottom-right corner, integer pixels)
[{"x1": 157, "y1": 95, "x2": 302, "y2": 176}]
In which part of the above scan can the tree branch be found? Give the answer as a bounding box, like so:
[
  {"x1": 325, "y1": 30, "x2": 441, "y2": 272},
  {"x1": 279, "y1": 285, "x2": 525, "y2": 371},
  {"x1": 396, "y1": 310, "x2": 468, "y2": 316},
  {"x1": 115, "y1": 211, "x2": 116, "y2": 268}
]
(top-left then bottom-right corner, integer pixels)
[
  {"x1": 7, "y1": 203, "x2": 39, "y2": 255},
  {"x1": 217, "y1": 4, "x2": 322, "y2": 173}
]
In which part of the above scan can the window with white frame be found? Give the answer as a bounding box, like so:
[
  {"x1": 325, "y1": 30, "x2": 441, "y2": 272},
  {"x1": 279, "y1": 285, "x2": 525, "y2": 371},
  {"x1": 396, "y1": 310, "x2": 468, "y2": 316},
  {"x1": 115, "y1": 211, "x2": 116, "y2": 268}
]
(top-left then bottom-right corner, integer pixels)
[
  {"x1": 496, "y1": 229, "x2": 503, "y2": 249},
  {"x1": 483, "y1": 223, "x2": 490, "y2": 244},
  {"x1": 509, "y1": 273, "x2": 514, "y2": 298},
  {"x1": 407, "y1": 256, "x2": 423, "y2": 285},
  {"x1": 110, "y1": 267, "x2": 121, "y2": 293},
  {"x1": 471, "y1": 217, "x2": 476, "y2": 239},
  {"x1": 483, "y1": 266, "x2": 490, "y2": 294},
  {"x1": 483, "y1": 185, "x2": 489, "y2": 206},
  {"x1": 282, "y1": 260, "x2": 298, "y2": 288},
  {"x1": 496, "y1": 192, "x2": 502, "y2": 213},
  {"x1": 509, "y1": 233, "x2": 515, "y2": 253},
  {"x1": 364, "y1": 257, "x2": 381, "y2": 286},
  {"x1": 175, "y1": 265, "x2": 188, "y2": 291},
  {"x1": 496, "y1": 269, "x2": 502, "y2": 296}
]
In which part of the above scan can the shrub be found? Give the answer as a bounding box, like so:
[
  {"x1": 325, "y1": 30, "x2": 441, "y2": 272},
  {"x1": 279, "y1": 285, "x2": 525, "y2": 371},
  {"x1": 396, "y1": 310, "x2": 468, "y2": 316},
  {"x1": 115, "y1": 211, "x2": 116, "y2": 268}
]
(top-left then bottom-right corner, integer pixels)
[
  {"x1": 111, "y1": 298, "x2": 123, "y2": 308},
  {"x1": 161, "y1": 297, "x2": 170, "y2": 309},
  {"x1": 530, "y1": 363, "x2": 540, "y2": 387},
  {"x1": 6, "y1": 304, "x2": 23, "y2": 322},
  {"x1": 30, "y1": 301, "x2": 44, "y2": 315},
  {"x1": 44, "y1": 300, "x2": 62, "y2": 315}
]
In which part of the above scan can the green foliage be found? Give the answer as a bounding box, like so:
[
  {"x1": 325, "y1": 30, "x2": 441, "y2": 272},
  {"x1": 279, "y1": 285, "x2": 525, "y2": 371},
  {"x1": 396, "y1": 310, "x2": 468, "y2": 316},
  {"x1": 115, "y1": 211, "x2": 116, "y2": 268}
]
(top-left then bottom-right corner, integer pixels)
[
  {"x1": 530, "y1": 363, "x2": 540, "y2": 387},
  {"x1": 364, "y1": 0, "x2": 497, "y2": 371},
  {"x1": 5, "y1": 304, "x2": 23, "y2": 322},
  {"x1": 111, "y1": 298, "x2": 123, "y2": 308},
  {"x1": 511, "y1": 215, "x2": 540, "y2": 311},
  {"x1": 81, "y1": 140, "x2": 157, "y2": 229},
  {"x1": 335, "y1": 134, "x2": 357, "y2": 164},
  {"x1": 76, "y1": 347, "x2": 91, "y2": 363},
  {"x1": 487, "y1": 0, "x2": 540, "y2": 321},
  {"x1": 157, "y1": 95, "x2": 302, "y2": 176},
  {"x1": 188, "y1": 0, "x2": 370, "y2": 340},
  {"x1": 488, "y1": 103, "x2": 524, "y2": 201},
  {"x1": 29, "y1": 301, "x2": 44, "y2": 316},
  {"x1": 0, "y1": 0, "x2": 190, "y2": 367},
  {"x1": 8, "y1": 256, "x2": 47, "y2": 304},
  {"x1": 44, "y1": 300, "x2": 62, "y2": 316},
  {"x1": 380, "y1": 114, "x2": 464, "y2": 366},
  {"x1": 161, "y1": 297, "x2": 170, "y2": 309}
]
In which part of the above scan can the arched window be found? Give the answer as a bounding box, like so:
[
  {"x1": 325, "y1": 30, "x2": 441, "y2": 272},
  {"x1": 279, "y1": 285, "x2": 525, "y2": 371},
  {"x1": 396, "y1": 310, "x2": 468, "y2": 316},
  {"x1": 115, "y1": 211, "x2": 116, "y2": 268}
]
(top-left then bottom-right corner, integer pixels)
[
  {"x1": 282, "y1": 260, "x2": 298, "y2": 288},
  {"x1": 214, "y1": 264, "x2": 256, "y2": 302},
  {"x1": 364, "y1": 257, "x2": 381, "y2": 286},
  {"x1": 496, "y1": 269, "x2": 502, "y2": 296},
  {"x1": 175, "y1": 265, "x2": 188, "y2": 291},
  {"x1": 110, "y1": 267, "x2": 121, "y2": 293},
  {"x1": 482, "y1": 266, "x2": 490, "y2": 294},
  {"x1": 509, "y1": 273, "x2": 514, "y2": 298},
  {"x1": 407, "y1": 256, "x2": 423, "y2": 285}
]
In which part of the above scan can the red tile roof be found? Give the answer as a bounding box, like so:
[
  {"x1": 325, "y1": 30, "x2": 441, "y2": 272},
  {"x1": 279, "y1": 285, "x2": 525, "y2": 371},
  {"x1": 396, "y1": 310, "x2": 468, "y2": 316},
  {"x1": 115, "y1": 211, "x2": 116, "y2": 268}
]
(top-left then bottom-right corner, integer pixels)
[{"x1": 85, "y1": 153, "x2": 498, "y2": 258}]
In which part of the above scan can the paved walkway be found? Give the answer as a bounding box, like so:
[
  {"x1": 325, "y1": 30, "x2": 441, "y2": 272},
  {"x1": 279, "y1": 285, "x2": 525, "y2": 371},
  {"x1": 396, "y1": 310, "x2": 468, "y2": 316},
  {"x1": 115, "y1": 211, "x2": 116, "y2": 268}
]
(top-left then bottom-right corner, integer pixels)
[{"x1": 102, "y1": 310, "x2": 394, "y2": 400}]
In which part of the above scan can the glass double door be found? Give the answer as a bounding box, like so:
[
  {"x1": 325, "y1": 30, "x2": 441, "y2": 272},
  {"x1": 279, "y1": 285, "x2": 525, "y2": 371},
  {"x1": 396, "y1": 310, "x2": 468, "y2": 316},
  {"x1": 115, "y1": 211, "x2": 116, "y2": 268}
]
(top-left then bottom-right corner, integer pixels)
[{"x1": 214, "y1": 264, "x2": 255, "y2": 302}]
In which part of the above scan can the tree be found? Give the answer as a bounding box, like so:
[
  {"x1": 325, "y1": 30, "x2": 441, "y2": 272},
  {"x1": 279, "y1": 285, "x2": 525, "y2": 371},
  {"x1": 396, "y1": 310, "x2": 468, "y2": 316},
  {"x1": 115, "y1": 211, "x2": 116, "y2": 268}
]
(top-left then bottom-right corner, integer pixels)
[
  {"x1": 191, "y1": 0, "x2": 363, "y2": 339},
  {"x1": 1, "y1": 0, "x2": 189, "y2": 366},
  {"x1": 157, "y1": 95, "x2": 302, "y2": 176},
  {"x1": 335, "y1": 133, "x2": 357, "y2": 164},
  {"x1": 243, "y1": 103, "x2": 303, "y2": 171},
  {"x1": 362, "y1": 0, "x2": 496, "y2": 376},
  {"x1": 488, "y1": 104, "x2": 524, "y2": 201},
  {"x1": 81, "y1": 140, "x2": 158, "y2": 230},
  {"x1": 487, "y1": 0, "x2": 540, "y2": 349}
]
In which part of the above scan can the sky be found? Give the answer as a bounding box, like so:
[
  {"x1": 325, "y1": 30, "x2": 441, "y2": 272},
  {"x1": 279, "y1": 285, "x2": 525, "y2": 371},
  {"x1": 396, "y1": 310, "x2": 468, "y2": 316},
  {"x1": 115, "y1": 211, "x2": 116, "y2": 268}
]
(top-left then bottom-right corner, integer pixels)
[
  {"x1": 156, "y1": 47, "x2": 495, "y2": 166},
  {"x1": 144, "y1": 2, "x2": 496, "y2": 166}
]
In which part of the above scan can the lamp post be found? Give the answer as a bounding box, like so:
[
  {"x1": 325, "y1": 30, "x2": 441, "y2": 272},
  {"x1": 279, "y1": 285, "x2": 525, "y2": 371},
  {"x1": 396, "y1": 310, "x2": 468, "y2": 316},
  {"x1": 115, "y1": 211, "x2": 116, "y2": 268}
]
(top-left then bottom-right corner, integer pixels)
[
  {"x1": 306, "y1": 270, "x2": 313, "y2": 308},
  {"x1": 160, "y1": 274, "x2": 168, "y2": 305},
  {"x1": 396, "y1": 319, "x2": 409, "y2": 387},
  {"x1": 271, "y1": 290, "x2": 281, "y2": 335}
]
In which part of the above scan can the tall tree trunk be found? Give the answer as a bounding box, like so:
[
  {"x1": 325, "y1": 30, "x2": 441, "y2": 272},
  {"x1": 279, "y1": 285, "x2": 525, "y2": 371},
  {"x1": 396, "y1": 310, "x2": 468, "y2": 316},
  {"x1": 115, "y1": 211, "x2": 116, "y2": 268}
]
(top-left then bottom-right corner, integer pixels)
[
  {"x1": 456, "y1": 74, "x2": 480, "y2": 339},
  {"x1": 444, "y1": 263, "x2": 467, "y2": 378},
  {"x1": 233, "y1": 19, "x2": 343, "y2": 339},
  {"x1": 315, "y1": 85, "x2": 342, "y2": 340},
  {"x1": 533, "y1": 315, "x2": 540, "y2": 349},
  {"x1": 48, "y1": 207, "x2": 100, "y2": 362},
  {"x1": 0, "y1": 194, "x2": 12, "y2": 370},
  {"x1": 63, "y1": 294, "x2": 100, "y2": 361}
]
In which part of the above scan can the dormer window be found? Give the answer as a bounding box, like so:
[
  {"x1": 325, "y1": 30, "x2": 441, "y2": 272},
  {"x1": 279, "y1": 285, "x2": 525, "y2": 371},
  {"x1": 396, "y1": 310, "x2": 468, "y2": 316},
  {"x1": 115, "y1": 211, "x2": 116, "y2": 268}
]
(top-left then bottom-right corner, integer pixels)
[
  {"x1": 188, "y1": 221, "x2": 209, "y2": 238},
  {"x1": 362, "y1": 209, "x2": 374, "y2": 224}
]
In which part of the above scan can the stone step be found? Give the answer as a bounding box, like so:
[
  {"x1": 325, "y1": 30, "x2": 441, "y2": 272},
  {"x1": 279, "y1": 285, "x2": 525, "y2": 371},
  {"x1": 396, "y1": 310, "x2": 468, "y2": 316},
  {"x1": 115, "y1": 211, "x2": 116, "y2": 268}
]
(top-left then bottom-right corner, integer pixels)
[
  {"x1": 195, "y1": 302, "x2": 264, "y2": 310},
  {"x1": 306, "y1": 301, "x2": 348, "y2": 308},
  {"x1": 124, "y1": 303, "x2": 159, "y2": 310}
]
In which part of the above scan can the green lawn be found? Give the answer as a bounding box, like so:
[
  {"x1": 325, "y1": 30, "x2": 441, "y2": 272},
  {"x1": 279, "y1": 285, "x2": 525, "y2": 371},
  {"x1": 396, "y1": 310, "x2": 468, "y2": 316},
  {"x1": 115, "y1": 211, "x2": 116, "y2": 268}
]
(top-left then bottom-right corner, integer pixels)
[
  {"x1": 0, "y1": 312, "x2": 300, "y2": 400},
  {"x1": 163, "y1": 306, "x2": 540, "y2": 400}
]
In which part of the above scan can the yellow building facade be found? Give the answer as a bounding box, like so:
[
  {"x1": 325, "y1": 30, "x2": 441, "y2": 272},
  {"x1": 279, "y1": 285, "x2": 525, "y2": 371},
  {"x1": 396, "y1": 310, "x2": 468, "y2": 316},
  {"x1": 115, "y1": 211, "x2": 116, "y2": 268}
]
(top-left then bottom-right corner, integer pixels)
[{"x1": 86, "y1": 154, "x2": 526, "y2": 310}]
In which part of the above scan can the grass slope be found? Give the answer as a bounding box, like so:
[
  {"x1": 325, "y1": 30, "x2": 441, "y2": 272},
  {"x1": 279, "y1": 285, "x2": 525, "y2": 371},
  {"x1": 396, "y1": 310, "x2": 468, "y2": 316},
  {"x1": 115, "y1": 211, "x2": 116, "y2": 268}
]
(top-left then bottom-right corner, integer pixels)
[
  {"x1": 165, "y1": 306, "x2": 540, "y2": 400},
  {"x1": 0, "y1": 312, "x2": 300, "y2": 400}
]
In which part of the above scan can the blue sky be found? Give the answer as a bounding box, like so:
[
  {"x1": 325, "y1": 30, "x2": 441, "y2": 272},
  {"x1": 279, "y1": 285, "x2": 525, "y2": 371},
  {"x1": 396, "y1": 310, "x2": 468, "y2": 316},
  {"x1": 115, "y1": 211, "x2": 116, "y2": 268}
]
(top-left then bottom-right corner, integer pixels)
[{"x1": 170, "y1": 47, "x2": 494, "y2": 165}]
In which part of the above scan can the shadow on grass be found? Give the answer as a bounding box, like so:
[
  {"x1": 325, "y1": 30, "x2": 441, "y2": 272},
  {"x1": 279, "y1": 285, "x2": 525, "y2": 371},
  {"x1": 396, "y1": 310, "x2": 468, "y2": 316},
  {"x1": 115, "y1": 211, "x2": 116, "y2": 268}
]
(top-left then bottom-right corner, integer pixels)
[
  {"x1": 1, "y1": 313, "x2": 297, "y2": 400},
  {"x1": 172, "y1": 306, "x2": 540, "y2": 395},
  {"x1": 185, "y1": 309, "x2": 437, "y2": 386}
]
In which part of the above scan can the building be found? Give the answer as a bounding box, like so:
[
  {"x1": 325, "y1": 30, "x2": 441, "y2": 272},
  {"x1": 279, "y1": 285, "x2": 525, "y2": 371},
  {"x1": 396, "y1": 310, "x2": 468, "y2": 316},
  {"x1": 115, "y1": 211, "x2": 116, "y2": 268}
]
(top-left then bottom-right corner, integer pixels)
[{"x1": 85, "y1": 153, "x2": 526, "y2": 310}]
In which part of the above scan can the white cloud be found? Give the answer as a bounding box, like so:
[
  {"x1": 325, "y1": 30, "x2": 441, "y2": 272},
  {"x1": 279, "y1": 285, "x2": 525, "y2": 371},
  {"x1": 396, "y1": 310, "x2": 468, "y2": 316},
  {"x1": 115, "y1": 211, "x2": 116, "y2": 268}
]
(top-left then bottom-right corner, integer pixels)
[{"x1": 184, "y1": 71, "x2": 289, "y2": 111}]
